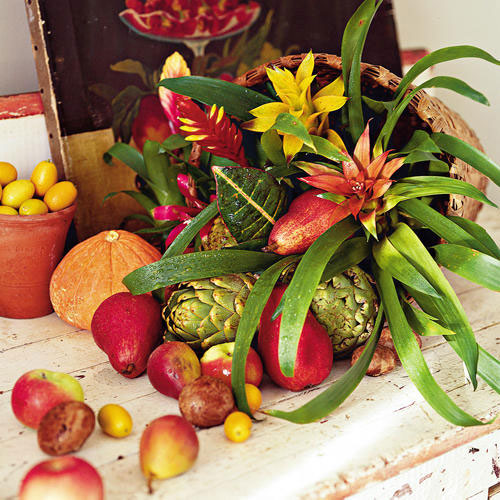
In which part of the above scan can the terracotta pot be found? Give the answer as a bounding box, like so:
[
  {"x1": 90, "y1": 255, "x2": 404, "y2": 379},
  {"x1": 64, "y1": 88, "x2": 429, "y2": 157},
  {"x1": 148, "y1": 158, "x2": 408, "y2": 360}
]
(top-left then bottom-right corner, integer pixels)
[{"x1": 0, "y1": 204, "x2": 76, "y2": 319}]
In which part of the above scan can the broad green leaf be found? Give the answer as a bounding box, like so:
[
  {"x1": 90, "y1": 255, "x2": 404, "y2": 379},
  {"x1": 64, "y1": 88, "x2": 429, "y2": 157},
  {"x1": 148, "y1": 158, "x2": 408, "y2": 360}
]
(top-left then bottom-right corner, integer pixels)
[
  {"x1": 399, "y1": 199, "x2": 497, "y2": 257},
  {"x1": 266, "y1": 306, "x2": 384, "y2": 423},
  {"x1": 158, "y1": 76, "x2": 274, "y2": 121},
  {"x1": 213, "y1": 166, "x2": 288, "y2": 242},
  {"x1": 303, "y1": 136, "x2": 349, "y2": 162},
  {"x1": 105, "y1": 142, "x2": 147, "y2": 179},
  {"x1": 373, "y1": 236, "x2": 440, "y2": 297},
  {"x1": 388, "y1": 176, "x2": 496, "y2": 207},
  {"x1": 279, "y1": 218, "x2": 358, "y2": 377},
  {"x1": 122, "y1": 213, "x2": 155, "y2": 226},
  {"x1": 321, "y1": 237, "x2": 370, "y2": 281},
  {"x1": 431, "y1": 133, "x2": 500, "y2": 187},
  {"x1": 124, "y1": 249, "x2": 282, "y2": 294},
  {"x1": 142, "y1": 140, "x2": 184, "y2": 206},
  {"x1": 271, "y1": 113, "x2": 315, "y2": 149},
  {"x1": 374, "y1": 263, "x2": 487, "y2": 426},
  {"x1": 362, "y1": 96, "x2": 394, "y2": 114},
  {"x1": 432, "y1": 244, "x2": 500, "y2": 291},
  {"x1": 388, "y1": 223, "x2": 479, "y2": 387},
  {"x1": 228, "y1": 238, "x2": 268, "y2": 251},
  {"x1": 341, "y1": 0, "x2": 383, "y2": 141},
  {"x1": 394, "y1": 45, "x2": 500, "y2": 102},
  {"x1": 161, "y1": 134, "x2": 190, "y2": 151},
  {"x1": 447, "y1": 215, "x2": 500, "y2": 259},
  {"x1": 103, "y1": 190, "x2": 157, "y2": 212},
  {"x1": 233, "y1": 256, "x2": 300, "y2": 416},
  {"x1": 403, "y1": 301, "x2": 455, "y2": 337},
  {"x1": 261, "y1": 130, "x2": 286, "y2": 167},
  {"x1": 162, "y1": 201, "x2": 218, "y2": 259}
]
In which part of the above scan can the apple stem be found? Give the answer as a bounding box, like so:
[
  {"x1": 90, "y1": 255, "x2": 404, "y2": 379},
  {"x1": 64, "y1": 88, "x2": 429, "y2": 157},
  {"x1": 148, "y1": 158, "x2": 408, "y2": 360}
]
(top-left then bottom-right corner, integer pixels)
[{"x1": 147, "y1": 476, "x2": 154, "y2": 495}]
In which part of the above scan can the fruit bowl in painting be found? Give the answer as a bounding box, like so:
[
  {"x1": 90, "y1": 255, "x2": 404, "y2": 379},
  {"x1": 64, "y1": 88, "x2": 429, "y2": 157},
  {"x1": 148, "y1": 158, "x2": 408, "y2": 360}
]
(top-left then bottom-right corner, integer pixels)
[{"x1": 119, "y1": 0, "x2": 261, "y2": 42}]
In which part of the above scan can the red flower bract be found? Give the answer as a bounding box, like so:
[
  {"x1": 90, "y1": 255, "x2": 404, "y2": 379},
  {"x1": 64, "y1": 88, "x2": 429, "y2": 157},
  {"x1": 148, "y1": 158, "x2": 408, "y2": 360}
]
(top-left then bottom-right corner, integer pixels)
[{"x1": 298, "y1": 121, "x2": 406, "y2": 237}]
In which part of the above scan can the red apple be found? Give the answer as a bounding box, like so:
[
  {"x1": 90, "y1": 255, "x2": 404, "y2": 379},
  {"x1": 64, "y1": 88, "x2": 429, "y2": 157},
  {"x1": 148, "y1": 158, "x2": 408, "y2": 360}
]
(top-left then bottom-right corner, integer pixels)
[
  {"x1": 11, "y1": 370, "x2": 84, "y2": 429},
  {"x1": 200, "y1": 342, "x2": 263, "y2": 388},
  {"x1": 147, "y1": 342, "x2": 201, "y2": 399},
  {"x1": 258, "y1": 284, "x2": 333, "y2": 391},
  {"x1": 140, "y1": 415, "x2": 199, "y2": 490},
  {"x1": 19, "y1": 456, "x2": 103, "y2": 500}
]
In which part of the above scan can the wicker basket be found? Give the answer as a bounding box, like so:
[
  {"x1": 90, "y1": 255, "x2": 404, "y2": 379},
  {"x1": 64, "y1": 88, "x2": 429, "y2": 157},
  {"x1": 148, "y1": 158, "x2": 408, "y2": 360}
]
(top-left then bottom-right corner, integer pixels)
[{"x1": 233, "y1": 53, "x2": 489, "y2": 221}]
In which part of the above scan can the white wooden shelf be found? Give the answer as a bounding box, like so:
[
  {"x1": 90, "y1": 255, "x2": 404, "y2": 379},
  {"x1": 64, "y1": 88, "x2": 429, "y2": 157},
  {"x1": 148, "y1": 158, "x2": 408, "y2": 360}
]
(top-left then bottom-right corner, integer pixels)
[{"x1": 1, "y1": 206, "x2": 499, "y2": 499}]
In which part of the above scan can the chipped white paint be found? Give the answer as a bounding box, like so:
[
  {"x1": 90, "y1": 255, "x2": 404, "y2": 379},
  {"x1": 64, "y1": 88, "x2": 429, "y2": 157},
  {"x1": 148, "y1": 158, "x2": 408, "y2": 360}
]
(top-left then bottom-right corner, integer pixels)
[{"x1": 0, "y1": 206, "x2": 499, "y2": 499}]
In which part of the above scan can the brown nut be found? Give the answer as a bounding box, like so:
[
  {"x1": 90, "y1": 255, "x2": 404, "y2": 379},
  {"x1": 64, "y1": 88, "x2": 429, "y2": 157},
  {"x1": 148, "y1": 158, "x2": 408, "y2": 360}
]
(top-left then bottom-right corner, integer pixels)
[
  {"x1": 178, "y1": 376, "x2": 234, "y2": 428},
  {"x1": 378, "y1": 327, "x2": 422, "y2": 359},
  {"x1": 351, "y1": 345, "x2": 397, "y2": 376},
  {"x1": 37, "y1": 401, "x2": 95, "y2": 456}
]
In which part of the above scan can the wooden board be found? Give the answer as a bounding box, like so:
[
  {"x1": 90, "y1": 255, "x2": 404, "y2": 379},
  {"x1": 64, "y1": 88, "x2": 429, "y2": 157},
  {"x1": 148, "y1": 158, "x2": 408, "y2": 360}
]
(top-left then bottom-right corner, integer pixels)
[{"x1": 1, "y1": 206, "x2": 499, "y2": 499}]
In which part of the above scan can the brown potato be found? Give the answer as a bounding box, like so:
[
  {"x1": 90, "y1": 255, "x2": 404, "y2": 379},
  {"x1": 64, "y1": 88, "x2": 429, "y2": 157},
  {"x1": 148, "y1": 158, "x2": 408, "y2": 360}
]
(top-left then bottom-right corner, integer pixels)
[
  {"x1": 351, "y1": 345, "x2": 397, "y2": 376},
  {"x1": 178, "y1": 376, "x2": 234, "y2": 428},
  {"x1": 379, "y1": 326, "x2": 422, "y2": 358},
  {"x1": 37, "y1": 401, "x2": 95, "y2": 456}
]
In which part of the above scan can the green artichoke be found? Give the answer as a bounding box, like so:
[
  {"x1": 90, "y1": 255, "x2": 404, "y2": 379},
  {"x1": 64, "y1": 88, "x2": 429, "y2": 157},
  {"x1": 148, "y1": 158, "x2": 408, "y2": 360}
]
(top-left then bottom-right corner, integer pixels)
[
  {"x1": 310, "y1": 266, "x2": 378, "y2": 357},
  {"x1": 202, "y1": 217, "x2": 237, "y2": 250},
  {"x1": 163, "y1": 273, "x2": 255, "y2": 350}
]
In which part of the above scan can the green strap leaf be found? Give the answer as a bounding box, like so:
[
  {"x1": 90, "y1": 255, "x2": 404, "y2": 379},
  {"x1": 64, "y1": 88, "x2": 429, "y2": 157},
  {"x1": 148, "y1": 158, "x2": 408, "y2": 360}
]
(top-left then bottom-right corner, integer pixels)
[
  {"x1": 278, "y1": 218, "x2": 358, "y2": 377},
  {"x1": 162, "y1": 201, "x2": 219, "y2": 259},
  {"x1": 104, "y1": 142, "x2": 147, "y2": 179},
  {"x1": 387, "y1": 176, "x2": 496, "y2": 207},
  {"x1": 341, "y1": 0, "x2": 383, "y2": 141},
  {"x1": 123, "y1": 249, "x2": 282, "y2": 294},
  {"x1": 103, "y1": 190, "x2": 157, "y2": 212},
  {"x1": 271, "y1": 113, "x2": 315, "y2": 150},
  {"x1": 272, "y1": 237, "x2": 369, "y2": 322},
  {"x1": 266, "y1": 306, "x2": 384, "y2": 424},
  {"x1": 376, "y1": 76, "x2": 491, "y2": 153},
  {"x1": 409, "y1": 290, "x2": 500, "y2": 395},
  {"x1": 161, "y1": 134, "x2": 190, "y2": 151},
  {"x1": 232, "y1": 256, "x2": 300, "y2": 416},
  {"x1": 403, "y1": 301, "x2": 456, "y2": 337},
  {"x1": 399, "y1": 130, "x2": 442, "y2": 154},
  {"x1": 157, "y1": 76, "x2": 274, "y2": 121},
  {"x1": 389, "y1": 223, "x2": 479, "y2": 387},
  {"x1": 399, "y1": 199, "x2": 496, "y2": 257},
  {"x1": 446, "y1": 215, "x2": 500, "y2": 259},
  {"x1": 213, "y1": 166, "x2": 288, "y2": 243},
  {"x1": 394, "y1": 45, "x2": 500, "y2": 102},
  {"x1": 142, "y1": 140, "x2": 184, "y2": 206},
  {"x1": 431, "y1": 133, "x2": 500, "y2": 187},
  {"x1": 374, "y1": 263, "x2": 488, "y2": 426},
  {"x1": 373, "y1": 236, "x2": 440, "y2": 297},
  {"x1": 432, "y1": 244, "x2": 500, "y2": 291},
  {"x1": 321, "y1": 237, "x2": 370, "y2": 282},
  {"x1": 478, "y1": 346, "x2": 500, "y2": 395}
]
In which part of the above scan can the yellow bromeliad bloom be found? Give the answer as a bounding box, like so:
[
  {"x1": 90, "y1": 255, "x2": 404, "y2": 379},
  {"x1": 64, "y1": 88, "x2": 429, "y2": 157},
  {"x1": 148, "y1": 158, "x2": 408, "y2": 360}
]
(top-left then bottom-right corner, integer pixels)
[{"x1": 242, "y1": 51, "x2": 348, "y2": 162}]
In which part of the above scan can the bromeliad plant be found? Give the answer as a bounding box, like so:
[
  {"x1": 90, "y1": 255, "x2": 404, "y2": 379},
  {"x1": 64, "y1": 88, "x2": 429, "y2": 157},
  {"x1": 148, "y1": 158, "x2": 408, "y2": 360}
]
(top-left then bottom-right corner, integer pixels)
[{"x1": 112, "y1": 0, "x2": 500, "y2": 426}]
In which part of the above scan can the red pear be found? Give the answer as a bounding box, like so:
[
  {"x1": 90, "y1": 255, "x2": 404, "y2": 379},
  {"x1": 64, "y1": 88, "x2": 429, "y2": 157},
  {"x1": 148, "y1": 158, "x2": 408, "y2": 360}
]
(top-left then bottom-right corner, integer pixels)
[
  {"x1": 91, "y1": 292, "x2": 162, "y2": 378},
  {"x1": 258, "y1": 284, "x2": 333, "y2": 391},
  {"x1": 265, "y1": 189, "x2": 340, "y2": 255}
]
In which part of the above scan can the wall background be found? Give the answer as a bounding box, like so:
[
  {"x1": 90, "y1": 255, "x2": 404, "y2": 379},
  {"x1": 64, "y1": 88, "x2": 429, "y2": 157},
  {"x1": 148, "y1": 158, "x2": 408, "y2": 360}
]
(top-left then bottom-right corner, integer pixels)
[{"x1": 0, "y1": 0, "x2": 498, "y2": 201}]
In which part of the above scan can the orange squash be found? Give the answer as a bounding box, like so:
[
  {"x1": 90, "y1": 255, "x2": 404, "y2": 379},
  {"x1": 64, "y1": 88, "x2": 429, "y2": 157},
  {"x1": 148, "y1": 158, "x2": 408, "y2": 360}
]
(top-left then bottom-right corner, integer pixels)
[{"x1": 50, "y1": 230, "x2": 162, "y2": 330}]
